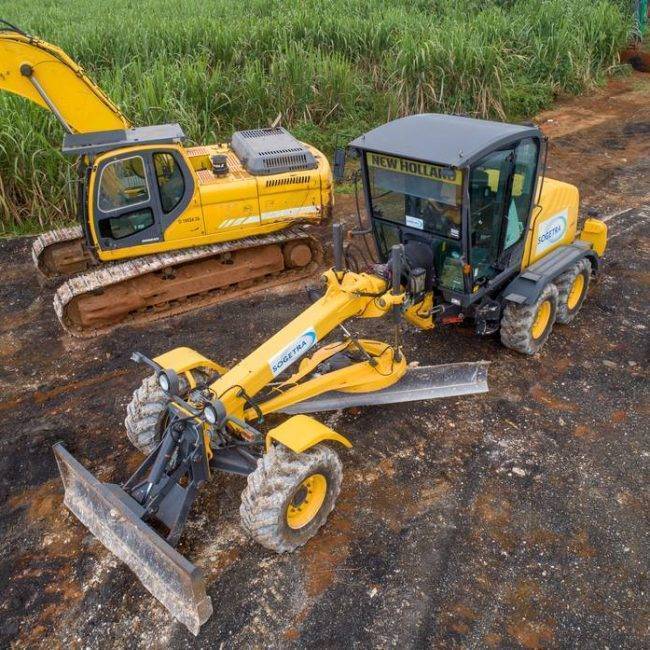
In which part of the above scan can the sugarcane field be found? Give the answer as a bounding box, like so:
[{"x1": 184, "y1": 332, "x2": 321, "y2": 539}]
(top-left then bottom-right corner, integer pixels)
[{"x1": 0, "y1": 1, "x2": 648, "y2": 648}]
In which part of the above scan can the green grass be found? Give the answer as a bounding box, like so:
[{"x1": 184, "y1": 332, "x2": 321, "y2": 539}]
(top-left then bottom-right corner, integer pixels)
[{"x1": 0, "y1": 0, "x2": 632, "y2": 234}]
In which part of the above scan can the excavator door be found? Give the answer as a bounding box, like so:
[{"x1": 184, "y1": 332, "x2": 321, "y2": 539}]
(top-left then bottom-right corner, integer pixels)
[{"x1": 90, "y1": 146, "x2": 198, "y2": 254}]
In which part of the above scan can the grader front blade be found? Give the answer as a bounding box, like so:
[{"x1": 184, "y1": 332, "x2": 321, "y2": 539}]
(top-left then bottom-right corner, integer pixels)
[{"x1": 53, "y1": 443, "x2": 213, "y2": 635}]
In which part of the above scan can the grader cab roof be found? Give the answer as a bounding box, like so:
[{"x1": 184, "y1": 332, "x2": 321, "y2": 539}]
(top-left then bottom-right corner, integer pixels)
[{"x1": 350, "y1": 114, "x2": 541, "y2": 168}]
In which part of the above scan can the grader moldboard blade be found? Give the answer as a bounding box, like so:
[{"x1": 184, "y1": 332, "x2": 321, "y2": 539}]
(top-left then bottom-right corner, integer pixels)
[
  {"x1": 279, "y1": 361, "x2": 489, "y2": 414},
  {"x1": 53, "y1": 443, "x2": 213, "y2": 635}
]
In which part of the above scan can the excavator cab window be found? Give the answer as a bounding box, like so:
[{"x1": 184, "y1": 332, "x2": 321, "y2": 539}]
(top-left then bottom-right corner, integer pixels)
[
  {"x1": 98, "y1": 155, "x2": 150, "y2": 212},
  {"x1": 98, "y1": 208, "x2": 155, "y2": 240},
  {"x1": 154, "y1": 152, "x2": 185, "y2": 214}
]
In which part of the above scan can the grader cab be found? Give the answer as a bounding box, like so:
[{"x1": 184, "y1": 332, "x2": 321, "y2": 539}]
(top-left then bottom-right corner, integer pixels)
[{"x1": 343, "y1": 114, "x2": 607, "y2": 353}]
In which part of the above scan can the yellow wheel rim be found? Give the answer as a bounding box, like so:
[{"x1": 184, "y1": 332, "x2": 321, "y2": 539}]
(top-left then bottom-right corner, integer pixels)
[
  {"x1": 567, "y1": 273, "x2": 585, "y2": 310},
  {"x1": 531, "y1": 300, "x2": 552, "y2": 339},
  {"x1": 286, "y1": 473, "x2": 327, "y2": 530}
]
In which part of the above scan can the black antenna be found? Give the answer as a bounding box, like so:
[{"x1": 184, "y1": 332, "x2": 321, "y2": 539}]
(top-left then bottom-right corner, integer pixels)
[{"x1": 0, "y1": 19, "x2": 27, "y2": 35}]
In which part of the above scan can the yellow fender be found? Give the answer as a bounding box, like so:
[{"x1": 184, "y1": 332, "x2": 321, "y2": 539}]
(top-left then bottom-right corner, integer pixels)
[
  {"x1": 153, "y1": 347, "x2": 227, "y2": 388},
  {"x1": 579, "y1": 218, "x2": 607, "y2": 257},
  {"x1": 266, "y1": 415, "x2": 352, "y2": 453}
]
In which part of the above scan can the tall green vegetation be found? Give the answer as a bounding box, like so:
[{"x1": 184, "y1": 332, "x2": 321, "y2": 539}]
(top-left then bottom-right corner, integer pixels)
[{"x1": 0, "y1": 0, "x2": 630, "y2": 233}]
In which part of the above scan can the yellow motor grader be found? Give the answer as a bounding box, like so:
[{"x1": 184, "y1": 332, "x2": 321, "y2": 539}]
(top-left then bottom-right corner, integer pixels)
[
  {"x1": 53, "y1": 73, "x2": 608, "y2": 635},
  {"x1": 56, "y1": 225, "x2": 491, "y2": 634},
  {"x1": 0, "y1": 21, "x2": 332, "y2": 336}
]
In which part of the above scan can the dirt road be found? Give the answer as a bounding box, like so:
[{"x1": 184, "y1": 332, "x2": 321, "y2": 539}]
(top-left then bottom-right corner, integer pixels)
[{"x1": 0, "y1": 73, "x2": 648, "y2": 648}]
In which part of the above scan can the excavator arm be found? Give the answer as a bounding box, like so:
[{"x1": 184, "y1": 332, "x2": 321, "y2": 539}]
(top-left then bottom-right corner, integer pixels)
[{"x1": 0, "y1": 22, "x2": 131, "y2": 133}]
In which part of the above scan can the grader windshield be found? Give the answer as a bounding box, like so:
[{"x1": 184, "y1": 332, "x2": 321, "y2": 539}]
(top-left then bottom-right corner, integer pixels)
[
  {"x1": 367, "y1": 153, "x2": 463, "y2": 239},
  {"x1": 366, "y1": 152, "x2": 465, "y2": 290}
]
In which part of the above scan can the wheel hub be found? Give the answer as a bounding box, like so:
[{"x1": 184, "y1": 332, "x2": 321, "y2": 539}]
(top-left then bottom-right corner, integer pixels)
[
  {"x1": 567, "y1": 273, "x2": 585, "y2": 310},
  {"x1": 531, "y1": 299, "x2": 551, "y2": 340},
  {"x1": 286, "y1": 473, "x2": 327, "y2": 530}
]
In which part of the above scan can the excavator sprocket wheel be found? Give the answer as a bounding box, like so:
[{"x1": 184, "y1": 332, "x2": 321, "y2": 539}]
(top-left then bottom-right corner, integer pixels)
[
  {"x1": 240, "y1": 444, "x2": 342, "y2": 553},
  {"x1": 125, "y1": 369, "x2": 209, "y2": 454}
]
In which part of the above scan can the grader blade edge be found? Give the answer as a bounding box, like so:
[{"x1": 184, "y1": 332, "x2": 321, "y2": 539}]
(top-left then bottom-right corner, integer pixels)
[{"x1": 279, "y1": 361, "x2": 489, "y2": 414}]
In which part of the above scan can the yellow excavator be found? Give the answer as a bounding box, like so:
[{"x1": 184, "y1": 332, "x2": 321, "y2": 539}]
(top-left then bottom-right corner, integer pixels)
[{"x1": 0, "y1": 21, "x2": 332, "y2": 336}]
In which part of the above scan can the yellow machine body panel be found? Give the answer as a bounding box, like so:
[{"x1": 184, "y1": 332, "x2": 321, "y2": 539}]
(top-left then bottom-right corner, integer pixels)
[
  {"x1": 87, "y1": 142, "x2": 332, "y2": 262},
  {"x1": 194, "y1": 143, "x2": 330, "y2": 237},
  {"x1": 0, "y1": 32, "x2": 130, "y2": 133},
  {"x1": 153, "y1": 347, "x2": 227, "y2": 378},
  {"x1": 579, "y1": 218, "x2": 608, "y2": 257},
  {"x1": 266, "y1": 415, "x2": 352, "y2": 453},
  {"x1": 155, "y1": 270, "x2": 395, "y2": 420},
  {"x1": 521, "y1": 177, "x2": 580, "y2": 269}
]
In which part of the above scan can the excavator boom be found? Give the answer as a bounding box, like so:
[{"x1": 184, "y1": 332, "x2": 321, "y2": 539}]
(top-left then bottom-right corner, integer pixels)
[{"x1": 0, "y1": 25, "x2": 131, "y2": 133}]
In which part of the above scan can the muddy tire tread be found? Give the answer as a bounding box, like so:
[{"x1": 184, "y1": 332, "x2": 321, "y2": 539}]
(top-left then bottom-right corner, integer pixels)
[
  {"x1": 240, "y1": 444, "x2": 342, "y2": 553},
  {"x1": 124, "y1": 369, "x2": 208, "y2": 454},
  {"x1": 500, "y1": 283, "x2": 558, "y2": 355},
  {"x1": 554, "y1": 258, "x2": 591, "y2": 324}
]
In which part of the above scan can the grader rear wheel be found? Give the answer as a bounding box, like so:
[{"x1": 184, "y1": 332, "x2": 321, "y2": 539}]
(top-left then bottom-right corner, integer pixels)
[
  {"x1": 239, "y1": 444, "x2": 343, "y2": 553},
  {"x1": 124, "y1": 368, "x2": 210, "y2": 454},
  {"x1": 500, "y1": 283, "x2": 558, "y2": 355},
  {"x1": 555, "y1": 258, "x2": 591, "y2": 324}
]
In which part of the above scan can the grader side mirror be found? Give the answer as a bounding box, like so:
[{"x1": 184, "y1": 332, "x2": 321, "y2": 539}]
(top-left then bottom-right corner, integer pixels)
[{"x1": 333, "y1": 147, "x2": 347, "y2": 183}]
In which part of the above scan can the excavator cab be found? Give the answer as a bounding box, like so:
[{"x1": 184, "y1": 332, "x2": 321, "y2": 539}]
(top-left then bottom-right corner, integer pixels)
[
  {"x1": 88, "y1": 144, "x2": 195, "y2": 251},
  {"x1": 1, "y1": 24, "x2": 332, "y2": 336}
]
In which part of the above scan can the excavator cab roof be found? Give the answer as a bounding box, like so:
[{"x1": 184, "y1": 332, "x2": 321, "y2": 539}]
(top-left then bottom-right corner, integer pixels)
[
  {"x1": 62, "y1": 123, "x2": 186, "y2": 157},
  {"x1": 350, "y1": 113, "x2": 541, "y2": 168}
]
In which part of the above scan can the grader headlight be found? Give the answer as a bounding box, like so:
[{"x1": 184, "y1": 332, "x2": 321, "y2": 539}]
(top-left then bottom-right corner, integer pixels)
[
  {"x1": 202, "y1": 403, "x2": 217, "y2": 424},
  {"x1": 157, "y1": 368, "x2": 180, "y2": 395},
  {"x1": 202, "y1": 399, "x2": 226, "y2": 427}
]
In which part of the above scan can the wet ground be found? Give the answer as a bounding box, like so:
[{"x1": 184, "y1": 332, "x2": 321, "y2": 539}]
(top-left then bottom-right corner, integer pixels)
[{"x1": 0, "y1": 74, "x2": 648, "y2": 649}]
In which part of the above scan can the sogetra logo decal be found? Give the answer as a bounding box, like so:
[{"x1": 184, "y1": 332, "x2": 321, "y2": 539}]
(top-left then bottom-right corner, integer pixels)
[
  {"x1": 269, "y1": 328, "x2": 317, "y2": 377},
  {"x1": 536, "y1": 209, "x2": 567, "y2": 254}
]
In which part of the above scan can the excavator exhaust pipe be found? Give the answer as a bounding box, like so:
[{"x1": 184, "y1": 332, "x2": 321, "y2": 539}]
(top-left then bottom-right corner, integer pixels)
[{"x1": 53, "y1": 443, "x2": 213, "y2": 635}]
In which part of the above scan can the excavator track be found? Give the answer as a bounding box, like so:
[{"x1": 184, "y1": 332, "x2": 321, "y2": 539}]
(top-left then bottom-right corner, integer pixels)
[
  {"x1": 53, "y1": 227, "x2": 323, "y2": 338},
  {"x1": 31, "y1": 225, "x2": 93, "y2": 278}
]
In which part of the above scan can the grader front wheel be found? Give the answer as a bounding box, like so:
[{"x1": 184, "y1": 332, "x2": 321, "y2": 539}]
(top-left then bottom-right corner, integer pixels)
[
  {"x1": 124, "y1": 368, "x2": 210, "y2": 454},
  {"x1": 239, "y1": 444, "x2": 343, "y2": 553}
]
